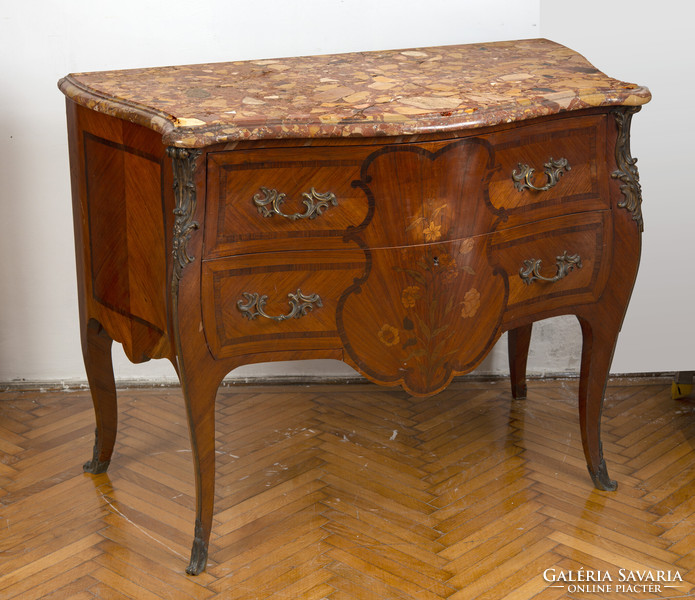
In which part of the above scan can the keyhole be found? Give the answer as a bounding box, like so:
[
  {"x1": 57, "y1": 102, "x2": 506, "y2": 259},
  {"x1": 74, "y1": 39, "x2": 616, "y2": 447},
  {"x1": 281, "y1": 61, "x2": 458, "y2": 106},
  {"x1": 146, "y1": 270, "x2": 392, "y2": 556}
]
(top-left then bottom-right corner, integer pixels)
[{"x1": 433, "y1": 256, "x2": 439, "y2": 266}]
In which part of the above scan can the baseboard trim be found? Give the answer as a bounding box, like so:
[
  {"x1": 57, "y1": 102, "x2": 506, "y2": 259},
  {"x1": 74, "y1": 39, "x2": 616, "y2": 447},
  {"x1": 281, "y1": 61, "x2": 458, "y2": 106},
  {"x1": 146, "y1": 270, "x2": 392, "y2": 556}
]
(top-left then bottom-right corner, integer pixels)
[{"x1": 0, "y1": 371, "x2": 674, "y2": 392}]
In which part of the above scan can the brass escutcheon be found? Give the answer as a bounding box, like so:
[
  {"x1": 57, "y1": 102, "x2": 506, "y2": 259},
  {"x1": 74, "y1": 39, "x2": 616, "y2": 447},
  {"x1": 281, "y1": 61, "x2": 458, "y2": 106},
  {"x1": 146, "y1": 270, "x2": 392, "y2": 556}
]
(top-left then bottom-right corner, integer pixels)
[
  {"x1": 252, "y1": 187, "x2": 338, "y2": 220},
  {"x1": 519, "y1": 251, "x2": 582, "y2": 285},
  {"x1": 237, "y1": 289, "x2": 323, "y2": 321},
  {"x1": 512, "y1": 157, "x2": 571, "y2": 192}
]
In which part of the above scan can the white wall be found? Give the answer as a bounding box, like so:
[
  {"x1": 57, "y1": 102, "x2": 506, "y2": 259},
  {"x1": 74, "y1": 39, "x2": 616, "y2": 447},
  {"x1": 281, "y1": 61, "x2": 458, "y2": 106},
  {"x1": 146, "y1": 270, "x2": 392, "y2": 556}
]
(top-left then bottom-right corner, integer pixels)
[
  {"x1": 540, "y1": 0, "x2": 695, "y2": 373},
  {"x1": 1, "y1": 1, "x2": 688, "y2": 385}
]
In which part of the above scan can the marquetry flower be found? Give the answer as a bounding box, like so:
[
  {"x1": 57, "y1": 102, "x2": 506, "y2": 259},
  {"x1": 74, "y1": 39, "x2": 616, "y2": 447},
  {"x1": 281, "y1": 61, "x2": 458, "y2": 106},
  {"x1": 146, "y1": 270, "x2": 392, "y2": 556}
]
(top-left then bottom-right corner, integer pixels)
[
  {"x1": 436, "y1": 252, "x2": 454, "y2": 269},
  {"x1": 460, "y1": 288, "x2": 481, "y2": 318},
  {"x1": 459, "y1": 238, "x2": 474, "y2": 255},
  {"x1": 423, "y1": 221, "x2": 442, "y2": 242},
  {"x1": 378, "y1": 324, "x2": 400, "y2": 346},
  {"x1": 401, "y1": 285, "x2": 421, "y2": 308}
]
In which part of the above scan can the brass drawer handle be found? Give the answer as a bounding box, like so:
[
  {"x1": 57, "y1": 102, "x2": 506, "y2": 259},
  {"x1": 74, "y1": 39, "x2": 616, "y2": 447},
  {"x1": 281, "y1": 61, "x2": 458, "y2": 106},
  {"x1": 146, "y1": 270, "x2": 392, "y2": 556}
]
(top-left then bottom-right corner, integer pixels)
[
  {"x1": 512, "y1": 157, "x2": 571, "y2": 192},
  {"x1": 519, "y1": 251, "x2": 582, "y2": 285},
  {"x1": 237, "y1": 288, "x2": 323, "y2": 321},
  {"x1": 253, "y1": 187, "x2": 338, "y2": 220}
]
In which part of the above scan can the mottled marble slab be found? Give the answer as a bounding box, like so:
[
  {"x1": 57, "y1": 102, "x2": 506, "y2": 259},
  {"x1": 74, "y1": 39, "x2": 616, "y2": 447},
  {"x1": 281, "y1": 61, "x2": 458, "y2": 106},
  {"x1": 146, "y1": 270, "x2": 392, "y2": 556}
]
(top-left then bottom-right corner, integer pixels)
[{"x1": 59, "y1": 38, "x2": 651, "y2": 148}]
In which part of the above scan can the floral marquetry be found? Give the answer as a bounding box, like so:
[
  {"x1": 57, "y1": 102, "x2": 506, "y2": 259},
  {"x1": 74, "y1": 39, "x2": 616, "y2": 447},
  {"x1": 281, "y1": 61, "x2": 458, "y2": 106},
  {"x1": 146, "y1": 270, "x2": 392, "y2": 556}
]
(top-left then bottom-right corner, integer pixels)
[
  {"x1": 423, "y1": 222, "x2": 442, "y2": 242},
  {"x1": 339, "y1": 238, "x2": 506, "y2": 396},
  {"x1": 461, "y1": 288, "x2": 481, "y2": 318},
  {"x1": 401, "y1": 286, "x2": 421, "y2": 308},
  {"x1": 377, "y1": 324, "x2": 400, "y2": 347}
]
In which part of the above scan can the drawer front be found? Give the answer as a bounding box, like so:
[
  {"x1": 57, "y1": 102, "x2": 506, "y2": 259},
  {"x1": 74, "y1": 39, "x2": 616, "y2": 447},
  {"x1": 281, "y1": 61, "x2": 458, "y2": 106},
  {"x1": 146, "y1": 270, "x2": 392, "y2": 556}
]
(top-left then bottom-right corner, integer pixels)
[
  {"x1": 205, "y1": 146, "x2": 373, "y2": 258},
  {"x1": 490, "y1": 211, "x2": 612, "y2": 321},
  {"x1": 486, "y1": 114, "x2": 610, "y2": 227},
  {"x1": 201, "y1": 251, "x2": 365, "y2": 359},
  {"x1": 337, "y1": 236, "x2": 507, "y2": 396},
  {"x1": 337, "y1": 115, "x2": 609, "y2": 249},
  {"x1": 205, "y1": 113, "x2": 610, "y2": 260},
  {"x1": 352, "y1": 139, "x2": 496, "y2": 248}
]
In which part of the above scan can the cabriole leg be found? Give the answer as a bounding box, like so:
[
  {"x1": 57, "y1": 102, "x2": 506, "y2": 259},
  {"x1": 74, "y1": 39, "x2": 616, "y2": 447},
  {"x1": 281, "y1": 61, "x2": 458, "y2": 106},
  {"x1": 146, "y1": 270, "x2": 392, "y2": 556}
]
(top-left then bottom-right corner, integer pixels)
[
  {"x1": 508, "y1": 323, "x2": 533, "y2": 399},
  {"x1": 181, "y1": 372, "x2": 220, "y2": 575},
  {"x1": 81, "y1": 318, "x2": 117, "y2": 474},
  {"x1": 577, "y1": 313, "x2": 621, "y2": 491}
]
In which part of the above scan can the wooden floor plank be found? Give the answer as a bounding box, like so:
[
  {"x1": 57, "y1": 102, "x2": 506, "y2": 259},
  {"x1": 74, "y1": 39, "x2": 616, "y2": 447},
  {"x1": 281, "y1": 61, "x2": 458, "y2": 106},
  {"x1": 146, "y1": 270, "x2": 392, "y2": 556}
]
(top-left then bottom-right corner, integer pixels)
[
  {"x1": 1, "y1": 378, "x2": 693, "y2": 598},
  {"x1": 447, "y1": 523, "x2": 553, "y2": 586},
  {"x1": 0, "y1": 548, "x2": 101, "y2": 600},
  {"x1": 321, "y1": 507, "x2": 450, "y2": 570},
  {"x1": 321, "y1": 487, "x2": 447, "y2": 552}
]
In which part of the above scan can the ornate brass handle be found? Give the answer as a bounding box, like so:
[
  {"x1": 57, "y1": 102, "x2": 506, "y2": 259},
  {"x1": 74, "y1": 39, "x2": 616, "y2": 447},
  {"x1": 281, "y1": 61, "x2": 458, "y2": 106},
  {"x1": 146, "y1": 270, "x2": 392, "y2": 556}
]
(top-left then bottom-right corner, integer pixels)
[
  {"x1": 237, "y1": 288, "x2": 323, "y2": 321},
  {"x1": 519, "y1": 251, "x2": 582, "y2": 285},
  {"x1": 512, "y1": 157, "x2": 571, "y2": 192},
  {"x1": 253, "y1": 187, "x2": 338, "y2": 220}
]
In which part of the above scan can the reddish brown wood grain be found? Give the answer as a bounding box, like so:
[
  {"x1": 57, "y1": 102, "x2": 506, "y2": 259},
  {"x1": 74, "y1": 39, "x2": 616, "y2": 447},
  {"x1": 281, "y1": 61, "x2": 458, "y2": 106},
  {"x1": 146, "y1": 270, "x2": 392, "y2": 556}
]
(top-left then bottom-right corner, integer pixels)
[
  {"x1": 508, "y1": 324, "x2": 533, "y2": 399},
  {"x1": 486, "y1": 114, "x2": 610, "y2": 227},
  {"x1": 66, "y1": 98, "x2": 645, "y2": 574},
  {"x1": 339, "y1": 238, "x2": 507, "y2": 396},
  {"x1": 205, "y1": 147, "x2": 371, "y2": 258},
  {"x1": 67, "y1": 102, "x2": 173, "y2": 365},
  {"x1": 201, "y1": 250, "x2": 365, "y2": 359}
]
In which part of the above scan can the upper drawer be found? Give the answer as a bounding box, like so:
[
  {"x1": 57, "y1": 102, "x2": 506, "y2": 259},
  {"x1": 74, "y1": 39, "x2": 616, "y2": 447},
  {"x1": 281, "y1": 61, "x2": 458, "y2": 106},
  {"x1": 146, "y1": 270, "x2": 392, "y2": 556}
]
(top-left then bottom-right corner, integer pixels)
[
  {"x1": 485, "y1": 114, "x2": 610, "y2": 227},
  {"x1": 205, "y1": 146, "x2": 373, "y2": 258},
  {"x1": 204, "y1": 113, "x2": 611, "y2": 258}
]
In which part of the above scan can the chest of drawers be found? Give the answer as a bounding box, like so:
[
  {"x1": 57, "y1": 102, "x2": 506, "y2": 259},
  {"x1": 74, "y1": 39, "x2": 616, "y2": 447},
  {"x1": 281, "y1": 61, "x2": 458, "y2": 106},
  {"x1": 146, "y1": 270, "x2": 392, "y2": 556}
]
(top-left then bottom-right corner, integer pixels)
[{"x1": 59, "y1": 39, "x2": 650, "y2": 574}]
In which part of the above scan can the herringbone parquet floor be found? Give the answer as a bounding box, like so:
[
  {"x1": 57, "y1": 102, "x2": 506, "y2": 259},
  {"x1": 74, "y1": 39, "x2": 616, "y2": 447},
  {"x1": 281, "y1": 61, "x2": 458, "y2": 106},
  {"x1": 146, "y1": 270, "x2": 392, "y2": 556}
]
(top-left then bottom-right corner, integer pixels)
[{"x1": 1, "y1": 378, "x2": 694, "y2": 599}]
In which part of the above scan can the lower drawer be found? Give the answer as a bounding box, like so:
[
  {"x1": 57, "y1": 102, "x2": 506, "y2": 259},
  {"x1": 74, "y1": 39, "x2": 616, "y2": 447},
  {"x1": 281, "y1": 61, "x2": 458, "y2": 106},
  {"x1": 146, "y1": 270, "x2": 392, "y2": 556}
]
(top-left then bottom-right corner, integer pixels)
[
  {"x1": 201, "y1": 251, "x2": 366, "y2": 359},
  {"x1": 201, "y1": 209, "x2": 612, "y2": 390},
  {"x1": 490, "y1": 210, "x2": 612, "y2": 322}
]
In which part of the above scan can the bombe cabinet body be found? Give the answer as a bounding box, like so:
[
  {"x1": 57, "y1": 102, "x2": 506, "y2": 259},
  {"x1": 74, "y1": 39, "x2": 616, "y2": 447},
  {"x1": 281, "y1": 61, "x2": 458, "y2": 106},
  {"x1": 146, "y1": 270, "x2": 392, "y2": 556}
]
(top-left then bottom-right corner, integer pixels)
[{"x1": 60, "y1": 39, "x2": 650, "y2": 573}]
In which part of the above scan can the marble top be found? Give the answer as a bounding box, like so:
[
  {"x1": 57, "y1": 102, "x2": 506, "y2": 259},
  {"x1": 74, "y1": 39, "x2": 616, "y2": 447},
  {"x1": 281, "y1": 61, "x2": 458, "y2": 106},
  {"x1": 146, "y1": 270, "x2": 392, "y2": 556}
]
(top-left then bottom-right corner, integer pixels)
[{"x1": 58, "y1": 38, "x2": 651, "y2": 148}]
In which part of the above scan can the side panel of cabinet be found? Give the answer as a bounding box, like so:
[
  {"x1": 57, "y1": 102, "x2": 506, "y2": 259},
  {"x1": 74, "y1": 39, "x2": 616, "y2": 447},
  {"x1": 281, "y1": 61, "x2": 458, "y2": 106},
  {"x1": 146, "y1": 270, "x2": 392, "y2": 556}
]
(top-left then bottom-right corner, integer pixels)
[{"x1": 66, "y1": 101, "x2": 173, "y2": 362}]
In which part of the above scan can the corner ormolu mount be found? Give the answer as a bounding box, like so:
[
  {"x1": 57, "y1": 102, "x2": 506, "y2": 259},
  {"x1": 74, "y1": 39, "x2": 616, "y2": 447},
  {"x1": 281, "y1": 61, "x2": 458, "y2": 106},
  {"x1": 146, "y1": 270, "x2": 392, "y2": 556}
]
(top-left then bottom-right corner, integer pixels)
[
  {"x1": 167, "y1": 147, "x2": 203, "y2": 293},
  {"x1": 167, "y1": 147, "x2": 209, "y2": 576},
  {"x1": 611, "y1": 107, "x2": 644, "y2": 232}
]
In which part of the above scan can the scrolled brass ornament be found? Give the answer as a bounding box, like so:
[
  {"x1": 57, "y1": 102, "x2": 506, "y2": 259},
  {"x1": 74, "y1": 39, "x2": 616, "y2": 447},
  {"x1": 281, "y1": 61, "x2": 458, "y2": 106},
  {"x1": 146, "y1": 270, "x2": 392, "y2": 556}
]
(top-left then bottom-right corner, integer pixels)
[
  {"x1": 253, "y1": 187, "x2": 338, "y2": 220},
  {"x1": 519, "y1": 251, "x2": 582, "y2": 285},
  {"x1": 512, "y1": 157, "x2": 571, "y2": 192},
  {"x1": 237, "y1": 288, "x2": 323, "y2": 321},
  {"x1": 611, "y1": 107, "x2": 644, "y2": 231},
  {"x1": 167, "y1": 147, "x2": 203, "y2": 292}
]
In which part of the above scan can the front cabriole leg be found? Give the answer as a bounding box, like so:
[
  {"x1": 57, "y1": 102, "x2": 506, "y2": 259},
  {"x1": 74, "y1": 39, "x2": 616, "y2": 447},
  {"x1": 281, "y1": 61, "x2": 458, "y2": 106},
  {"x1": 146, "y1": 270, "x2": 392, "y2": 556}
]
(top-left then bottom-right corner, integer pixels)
[
  {"x1": 575, "y1": 105, "x2": 645, "y2": 491},
  {"x1": 181, "y1": 372, "x2": 221, "y2": 575},
  {"x1": 168, "y1": 146, "x2": 225, "y2": 575},
  {"x1": 576, "y1": 313, "x2": 620, "y2": 491}
]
